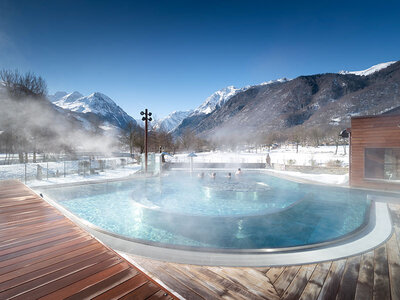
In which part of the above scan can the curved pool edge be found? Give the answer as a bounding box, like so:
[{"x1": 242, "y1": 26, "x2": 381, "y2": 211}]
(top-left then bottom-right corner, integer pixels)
[{"x1": 38, "y1": 189, "x2": 393, "y2": 267}]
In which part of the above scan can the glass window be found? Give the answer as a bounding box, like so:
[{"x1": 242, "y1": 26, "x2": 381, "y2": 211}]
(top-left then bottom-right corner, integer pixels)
[{"x1": 365, "y1": 148, "x2": 400, "y2": 180}]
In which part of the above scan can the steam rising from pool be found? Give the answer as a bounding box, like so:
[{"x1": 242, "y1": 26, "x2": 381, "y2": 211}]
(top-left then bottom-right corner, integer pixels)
[{"x1": 43, "y1": 171, "x2": 373, "y2": 250}]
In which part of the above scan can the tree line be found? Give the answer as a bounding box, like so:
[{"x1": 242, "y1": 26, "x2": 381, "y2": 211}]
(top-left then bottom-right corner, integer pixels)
[
  {"x1": 1, "y1": 69, "x2": 348, "y2": 165},
  {"x1": 0, "y1": 69, "x2": 113, "y2": 164},
  {"x1": 120, "y1": 124, "x2": 211, "y2": 157}
]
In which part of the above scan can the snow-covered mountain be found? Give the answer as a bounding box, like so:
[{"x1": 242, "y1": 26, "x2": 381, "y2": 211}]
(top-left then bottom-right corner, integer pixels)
[
  {"x1": 339, "y1": 61, "x2": 397, "y2": 76},
  {"x1": 190, "y1": 79, "x2": 290, "y2": 117},
  {"x1": 48, "y1": 91, "x2": 68, "y2": 102},
  {"x1": 50, "y1": 91, "x2": 136, "y2": 130},
  {"x1": 53, "y1": 91, "x2": 84, "y2": 108},
  {"x1": 259, "y1": 78, "x2": 290, "y2": 86},
  {"x1": 172, "y1": 78, "x2": 291, "y2": 135},
  {"x1": 154, "y1": 110, "x2": 193, "y2": 132},
  {"x1": 192, "y1": 86, "x2": 248, "y2": 116},
  {"x1": 172, "y1": 60, "x2": 400, "y2": 140}
]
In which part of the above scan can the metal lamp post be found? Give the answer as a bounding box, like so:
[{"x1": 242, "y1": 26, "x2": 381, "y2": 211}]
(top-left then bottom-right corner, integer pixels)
[
  {"x1": 140, "y1": 109, "x2": 152, "y2": 173},
  {"x1": 188, "y1": 152, "x2": 197, "y2": 173}
]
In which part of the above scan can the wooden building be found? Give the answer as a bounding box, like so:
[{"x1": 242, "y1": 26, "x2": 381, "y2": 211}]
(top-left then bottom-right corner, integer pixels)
[{"x1": 350, "y1": 114, "x2": 400, "y2": 190}]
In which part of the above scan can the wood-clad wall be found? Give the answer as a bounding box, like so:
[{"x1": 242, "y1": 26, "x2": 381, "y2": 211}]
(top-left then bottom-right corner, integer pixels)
[{"x1": 350, "y1": 114, "x2": 400, "y2": 190}]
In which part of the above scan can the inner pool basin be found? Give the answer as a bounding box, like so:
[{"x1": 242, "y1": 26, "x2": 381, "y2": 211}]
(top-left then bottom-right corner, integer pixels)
[{"x1": 41, "y1": 171, "x2": 382, "y2": 253}]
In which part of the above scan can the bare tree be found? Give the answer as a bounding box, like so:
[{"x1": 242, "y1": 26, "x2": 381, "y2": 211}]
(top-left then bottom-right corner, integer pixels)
[
  {"x1": 121, "y1": 122, "x2": 143, "y2": 156},
  {"x1": 289, "y1": 127, "x2": 305, "y2": 153},
  {"x1": 265, "y1": 131, "x2": 279, "y2": 151},
  {"x1": 0, "y1": 69, "x2": 47, "y2": 99},
  {"x1": 179, "y1": 129, "x2": 195, "y2": 151},
  {"x1": 309, "y1": 127, "x2": 324, "y2": 147}
]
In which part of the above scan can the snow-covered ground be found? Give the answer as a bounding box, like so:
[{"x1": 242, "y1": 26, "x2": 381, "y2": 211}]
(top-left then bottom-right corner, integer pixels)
[
  {"x1": 0, "y1": 146, "x2": 349, "y2": 187},
  {"x1": 168, "y1": 146, "x2": 349, "y2": 185},
  {"x1": 266, "y1": 169, "x2": 349, "y2": 185},
  {"x1": 170, "y1": 145, "x2": 349, "y2": 167}
]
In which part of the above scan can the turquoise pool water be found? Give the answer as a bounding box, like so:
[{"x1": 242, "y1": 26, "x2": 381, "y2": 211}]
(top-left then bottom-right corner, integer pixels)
[{"x1": 43, "y1": 171, "x2": 372, "y2": 250}]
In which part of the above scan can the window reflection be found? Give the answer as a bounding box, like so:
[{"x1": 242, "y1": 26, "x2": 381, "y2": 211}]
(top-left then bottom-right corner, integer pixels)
[{"x1": 365, "y1": 148, "x2": 400, "y2": 180}]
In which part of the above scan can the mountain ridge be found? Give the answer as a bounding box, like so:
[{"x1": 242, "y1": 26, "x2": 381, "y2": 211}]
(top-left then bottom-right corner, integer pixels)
[
  {"x1": 50, "y1": 91, "x2": 136, "y2": 131},
  {"x1": 172, "y1": 60, "x2": 400, "y2": 141}
]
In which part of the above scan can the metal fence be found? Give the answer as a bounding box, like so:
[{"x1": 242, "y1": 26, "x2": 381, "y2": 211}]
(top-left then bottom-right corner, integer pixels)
[{"x1": 0, "y1": 157, "x2": 136, "y2": 184}]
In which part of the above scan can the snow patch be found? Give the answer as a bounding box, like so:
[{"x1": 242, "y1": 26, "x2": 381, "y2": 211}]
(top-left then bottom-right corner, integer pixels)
[
  {"x1": 339, "y1": 61, "x2": 397, "y2": 76},
  {"x1": 329, "y1": 117, "x2": 341, "y2": 125},
  {"x1": 51, "y1": 91, "x2": 136, "y2": 129},
  {"x1": 259, "y1": 78, "x2": 290, "y2": 86},
  {"x1": 154, "y1": 110, "x2": 193, "y2": 132},
  {"x1": 268, "y1": 169, "x2": 349, "y2": 185},
  {"x1": 192, "y1": 86, "x2": 248, "y2": 116}
]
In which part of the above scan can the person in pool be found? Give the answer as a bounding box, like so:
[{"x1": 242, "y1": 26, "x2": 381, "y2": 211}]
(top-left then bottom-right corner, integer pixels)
[
  {"x1": 226, "y1": 172, "x2": 232, "y2": 178},
  {"x1": 210, "y1": 172, "x2": 216, "y2": 179},
  {"x1": 198, "y1": 172, "x2": 205, "y2": 178},
  {"x1": 235, "y1": 168, "x2": 242, "y2": 175}
]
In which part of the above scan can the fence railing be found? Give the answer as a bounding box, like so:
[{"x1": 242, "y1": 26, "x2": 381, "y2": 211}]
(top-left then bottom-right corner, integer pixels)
[{"x1": 0, "y1": 157, "x2": 136, "y2": 184}]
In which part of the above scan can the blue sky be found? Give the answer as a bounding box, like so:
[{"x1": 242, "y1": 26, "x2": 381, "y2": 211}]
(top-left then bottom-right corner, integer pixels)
[{"x1": 0, "y1": 0, "x2": 399, "y2": 119}]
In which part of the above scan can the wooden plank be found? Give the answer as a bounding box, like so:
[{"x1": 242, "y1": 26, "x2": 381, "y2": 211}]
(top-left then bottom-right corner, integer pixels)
[
  {"x1": 131, "y1": 257, "x2": 204, "y2": 300},
  {"x1": 0, "y1": 198, "x2": 42, "y2": 208},
  {"x1": 373, "y1": 245, "x2": 390, "y2": 300},
  {"x1": 197, "y1": 266, "x2": 269, "y2": 300},
  {"x1": 0, "y1": 213, "x2": 65, "y2": 232},
  {"x1": 0, "y1": 181, "x2": 177, "y2": 300},
  {"x1": 336, "y1": 255, "x2": 361, "y2": 300},
  {"x1": 0, "y1": 208, "x2": 56, "y2": 219},
  {"x1": 389, "y1": 204, "x2": 400, "y2": 250},
  {"x1": 299, "y1": 262, "x2": 332, "y2": 300},
  {"x1": 266, "y1": 267, "x2": 285, "y2": 284},
  {"x1": 0, "y1": 202, "x2": 49, "y2": 213},
  {"x1": 164, "y1": 263, "x2": 237, "y2": 299},
  {"x1": 0, "y1": 216, "x2": 67, "y2": 234},
  {"x1": 0, "y1": 220, "x2": 73, "y2": 242},
  {"x1": 147, "y1": 289, "x2": 175, "y2": 300},
  {"x1": 0, "y1": 210, "x2": 58, "y2": 223},
  {"x1": 0, "y1": 232, "x2": 87, "y2": 262},
  {"x1": 354, "y1": 252, "x2": 374, "y2": 300},
  {"x1": 0, "y1": 253, "x2": 119, "y2": 299},
  {"x1": 92, "y1": 273, "x2": 149, "y2": 300},
  {"x1": 0, "y1": 235, "x2": 93, "y2": 269},
  {"x1": 0, "y1": 250, "x2": 114, "y2": 293},
  {"x1": 254, "y1": 267, "x2": 270, "y2": 274},
  {"x1": 274, "y1": 266, "x2": 301, "y2": 296},
  {"x1": 0, "y1": 245, "x2": 105, "y2": 284},
  {"x1": 281, "y1": 264, "x2": 316, "y2": 300},
  {"x1": 316, "y1": 259, "x2": 346, "y2": 300},
  {"x1": 7, "y1": 257, "x2": 123, "y2": 300},
  {"x1": 0, "y1": 239, "x2": 99, "y2": 277},
  {"x1": 386, "y1": 233, "x2": 400, "y2": 300},
  {"x1": 0, "y1": 214, "x2": 64, "y2": 230},
  {"x1": 39, "y1": 262, "x2": 134, "y2": 299},
  {"x1": 0, "y1": 226, "x2": 80, "y2": 250},
  {"x1": 0, "y1": 229, "x2": 80, "y2": 256},
  {"x1": 119, "y1": 281, "x2": 161, "y2": 300},
  {"x1": 0, "y1": 229, "x2": 82, "y2": 259}
]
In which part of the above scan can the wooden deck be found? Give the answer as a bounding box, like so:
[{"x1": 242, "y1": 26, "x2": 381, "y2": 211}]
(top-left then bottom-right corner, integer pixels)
[
  {"x1": 1, "y1": 179, "x2": 399, "y2": 300},
  {"x1": 129, "y1": 203, "x2": 400, "y2": 300},
  {"x1": 0, "y1": 180, "x2": 177, "y2": 300}
]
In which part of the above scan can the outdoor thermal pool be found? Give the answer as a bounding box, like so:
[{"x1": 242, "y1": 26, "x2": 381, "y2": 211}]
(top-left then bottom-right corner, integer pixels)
[{"x1": 40, "y1": 171, "x2": 376, "y2": 252}]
